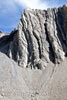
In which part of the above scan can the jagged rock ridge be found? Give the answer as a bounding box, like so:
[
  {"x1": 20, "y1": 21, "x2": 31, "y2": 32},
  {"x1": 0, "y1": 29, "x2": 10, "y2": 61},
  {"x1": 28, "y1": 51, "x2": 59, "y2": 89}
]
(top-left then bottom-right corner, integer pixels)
[{"x1": 0, "y1": 5, "x2": 67, "y2": 69}]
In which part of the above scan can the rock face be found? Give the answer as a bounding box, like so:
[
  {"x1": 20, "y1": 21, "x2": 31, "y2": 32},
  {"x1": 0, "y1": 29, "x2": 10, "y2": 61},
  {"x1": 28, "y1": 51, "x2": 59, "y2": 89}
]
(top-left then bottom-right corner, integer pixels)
[
  {"x1": 0, "y1": 5, "x2": 67, "y2": 69},
  {"x1": 0, "y1": 5, "x2": 67, "y2": 100}
]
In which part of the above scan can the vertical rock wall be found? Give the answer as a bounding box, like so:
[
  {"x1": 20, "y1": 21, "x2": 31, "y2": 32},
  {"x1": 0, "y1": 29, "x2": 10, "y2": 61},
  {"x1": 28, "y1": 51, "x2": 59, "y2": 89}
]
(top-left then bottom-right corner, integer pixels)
[{"x1": 0, "y1": 5, "x2": 67, "y2": 69}]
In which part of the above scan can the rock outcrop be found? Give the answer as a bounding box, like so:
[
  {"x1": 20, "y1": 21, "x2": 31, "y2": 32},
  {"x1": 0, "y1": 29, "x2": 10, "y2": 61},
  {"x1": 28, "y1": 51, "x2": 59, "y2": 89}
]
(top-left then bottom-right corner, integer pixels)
[
  {"x1": 0, "y1": 5, "x2": 67, "y2": 69},
  {"x1": 0, "y1": 5, "x2": 67, "y2": 100}
]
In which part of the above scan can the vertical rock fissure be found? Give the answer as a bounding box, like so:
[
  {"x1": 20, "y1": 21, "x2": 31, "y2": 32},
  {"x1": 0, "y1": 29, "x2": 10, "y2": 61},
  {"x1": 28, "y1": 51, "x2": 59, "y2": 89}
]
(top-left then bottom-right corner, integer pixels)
[
  {"x1": 57, "y1": 9, "x2": 66, "y2": 43},
  {"x1": 22, "y1": 12, "x2": 35, "y2": 67},
  {"x1": 44, "y1": 12, "x2": 55, "y2": 63},
  {"x1": 28, "y1": 13, "x2": 41, "y2": 68},
  {"x1": 44, "y1": 22, "x2": 55, "y2": 63},
  {"x1": 55, "y1": 9, "x2": 67, "y2": 54},
  {"x1": 33, "y1": 31, "x2": 41, "y2": 59},
  {"x1": 36, "y1": 13, "x2": 44, "y2": 59},
  {"x1": 24, "y1": 29, "x2": 34, "y2": 67}
]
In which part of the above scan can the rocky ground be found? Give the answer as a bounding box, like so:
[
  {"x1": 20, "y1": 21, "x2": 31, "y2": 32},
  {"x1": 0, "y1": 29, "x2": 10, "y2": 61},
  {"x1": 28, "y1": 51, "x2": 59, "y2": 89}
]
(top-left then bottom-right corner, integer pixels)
[{"x1": 0, "y1": 52, "x2": 67, "y2": 100}]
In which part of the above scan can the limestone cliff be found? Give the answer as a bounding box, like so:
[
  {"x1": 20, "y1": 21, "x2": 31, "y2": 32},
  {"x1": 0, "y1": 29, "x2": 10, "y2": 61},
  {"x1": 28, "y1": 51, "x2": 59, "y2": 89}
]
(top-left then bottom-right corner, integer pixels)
[{"x1": 0, "y1": 5, "x2": 67, "y2": 69}]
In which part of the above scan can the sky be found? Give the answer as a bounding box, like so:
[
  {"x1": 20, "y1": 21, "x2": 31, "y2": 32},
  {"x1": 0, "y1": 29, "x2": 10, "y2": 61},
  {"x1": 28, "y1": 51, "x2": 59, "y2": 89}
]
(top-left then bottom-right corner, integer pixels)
[{"x1": 0, "y1": 0, "x2": 67, "y2": 33}]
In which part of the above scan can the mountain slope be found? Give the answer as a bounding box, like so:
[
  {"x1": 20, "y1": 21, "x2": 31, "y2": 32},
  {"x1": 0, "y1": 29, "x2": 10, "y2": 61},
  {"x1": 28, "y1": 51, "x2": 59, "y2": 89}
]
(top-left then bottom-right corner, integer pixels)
[
  {"x1": 0, "y1": 5, "x2": 67, "y2": 100},
  {"x1": 0, "y1": 5, "x2": 67, "y2": 69}
]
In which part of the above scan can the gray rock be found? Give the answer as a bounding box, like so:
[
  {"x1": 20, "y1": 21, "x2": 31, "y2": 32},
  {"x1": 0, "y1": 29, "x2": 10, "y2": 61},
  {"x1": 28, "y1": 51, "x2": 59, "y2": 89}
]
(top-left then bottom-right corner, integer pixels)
[
  {"x1": 0, "y1": 5, "x2": 67, "y2": 100},
  {"x1": 0, "y1": 5, "x2": 67, "y2": 69},
  {"x1": 0, "y1": 50, "x2": 67, "y2": 100}
]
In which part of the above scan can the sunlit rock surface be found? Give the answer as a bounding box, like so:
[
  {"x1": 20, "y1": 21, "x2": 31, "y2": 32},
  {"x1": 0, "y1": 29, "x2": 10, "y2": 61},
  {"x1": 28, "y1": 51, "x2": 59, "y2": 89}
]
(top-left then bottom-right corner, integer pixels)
[
  {"x1": 0, "y1": 5, "x2": 67, "y2": 100},
  {"x1": 0, "y1": 5, "x2": 67, "y2": 69}
]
